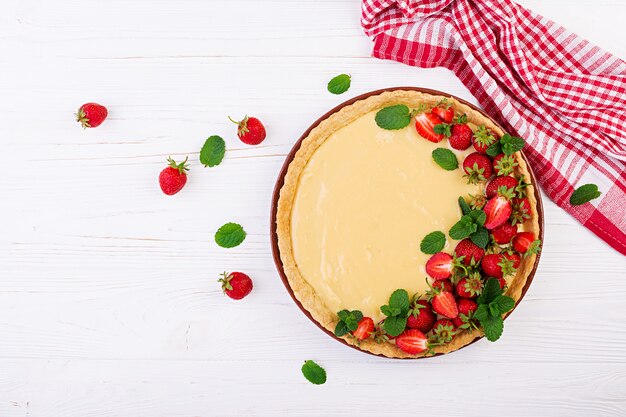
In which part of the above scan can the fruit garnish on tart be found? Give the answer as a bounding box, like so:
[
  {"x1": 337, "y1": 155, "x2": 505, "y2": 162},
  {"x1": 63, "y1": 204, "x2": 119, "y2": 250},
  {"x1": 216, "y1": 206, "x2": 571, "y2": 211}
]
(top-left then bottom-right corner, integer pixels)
[{"x1": 276, "y1": 90, "x2": 541, "y2": 358}]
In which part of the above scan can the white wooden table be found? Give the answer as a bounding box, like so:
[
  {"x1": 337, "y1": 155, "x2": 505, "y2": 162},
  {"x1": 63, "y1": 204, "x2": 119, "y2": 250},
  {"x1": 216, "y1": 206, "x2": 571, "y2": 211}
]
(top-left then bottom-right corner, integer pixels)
[{"x1": 1, "y1": 1, "x2": 625, "y2": 416}]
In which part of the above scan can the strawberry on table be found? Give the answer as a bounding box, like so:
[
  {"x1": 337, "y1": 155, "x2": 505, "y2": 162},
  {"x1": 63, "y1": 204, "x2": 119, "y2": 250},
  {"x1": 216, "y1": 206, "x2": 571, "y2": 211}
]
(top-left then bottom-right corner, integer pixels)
[
  {"x1": 352, "y1": 317, "x2": 375, "y2": 340},
  {"x1": 159, "y1": 157, "x2": 189, "y2": 196},
  {"x1": 229, "y1": 115, "x2": 266, "y2": 145},
  {"x1": 218, "y1": 271, "x2": 253, "y2": 300},
  {"x1": 395, "y1": 329, "x2": 429, "y2": 355},
  {"x1": 462, "y1": 152, "x2": 493, "y2": 184},
  {"x1": 75, "y1": 102, "x2": 107, "y2": 128},
  {"x1": 425, "y1": 252, "x2": 454, "y2": 280},
  {"x1": 415, "y1": 112, "x2": 446, "y2": 143}
]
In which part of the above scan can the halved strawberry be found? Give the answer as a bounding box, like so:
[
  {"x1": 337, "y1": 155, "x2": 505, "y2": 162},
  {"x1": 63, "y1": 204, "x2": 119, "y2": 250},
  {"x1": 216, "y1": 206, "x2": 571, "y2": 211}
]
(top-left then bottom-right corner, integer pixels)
[
  {"x1": 483, "y1": 196, "x2": 512, "y2": 229},
  {"x1": 395, "y1": 329, "x2": 428, "y2": 355},
  {"x1": 431, "y1": 291, "x2": 458, "y2": 318},
  {"x1": 491, "y1": 221, "x2": 518, "y2": 244},
  {"x1": 486, "y1": 176, "x2": 518, "y2": 199},
  {"x1": 352, "y1": 317, "x2": 375, "y2": 340},
  {"x1": 512, "y1": 232, "x2": 541, "y2": 255},
  {"x1": 431, "y1": 100, "x2": 454, "y2": 123},
  {"x1": 454, "y1": 238, "x2": 484, "y2": 266},
  {"x1": 415, "y1": 112, "x2": 445, "y2": 143},
  {"x1": 425, "y1": 252, "x2": 453, "y2": 280}
]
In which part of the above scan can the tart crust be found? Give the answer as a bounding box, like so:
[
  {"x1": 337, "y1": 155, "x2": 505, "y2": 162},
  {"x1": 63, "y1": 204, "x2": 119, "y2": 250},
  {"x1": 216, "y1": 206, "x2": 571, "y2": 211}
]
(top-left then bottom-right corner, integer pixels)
[{"x1": 276, "y1": 90, "x2": 540, "y2": 358}]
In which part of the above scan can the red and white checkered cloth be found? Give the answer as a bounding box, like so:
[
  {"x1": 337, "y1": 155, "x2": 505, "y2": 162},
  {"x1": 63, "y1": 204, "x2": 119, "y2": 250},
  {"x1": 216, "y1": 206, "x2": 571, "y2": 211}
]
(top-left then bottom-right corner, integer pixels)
[{"x1": 361, "y1": 0, "x2": 626, "y2": 255}]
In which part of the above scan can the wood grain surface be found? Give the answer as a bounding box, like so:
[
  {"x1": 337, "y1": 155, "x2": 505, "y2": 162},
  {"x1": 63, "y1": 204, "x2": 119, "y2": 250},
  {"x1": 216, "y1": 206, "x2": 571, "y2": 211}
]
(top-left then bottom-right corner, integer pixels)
[{"x1": 0, "y1": 0, "x2": 625, "y2": 416}]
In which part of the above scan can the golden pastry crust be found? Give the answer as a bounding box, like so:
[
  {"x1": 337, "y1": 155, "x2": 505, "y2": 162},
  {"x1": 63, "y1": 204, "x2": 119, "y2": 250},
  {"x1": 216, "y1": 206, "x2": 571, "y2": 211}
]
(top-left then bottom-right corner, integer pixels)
[{"x1": 276, "y1": 90, "x2": 540, "y2": 358}]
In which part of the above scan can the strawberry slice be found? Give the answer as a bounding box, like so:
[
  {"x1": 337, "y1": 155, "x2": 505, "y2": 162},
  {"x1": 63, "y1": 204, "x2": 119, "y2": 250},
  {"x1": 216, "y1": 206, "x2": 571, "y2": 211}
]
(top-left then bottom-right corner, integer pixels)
[
  {"x1": 425, "y1": 252, "x2": 453, "y2": 280},
  {"x1": 352, "y1": 317, "x2": 374, "y2": 340},
  {"x1": 395, "y1": 329, "x2": 428, "y2": 355},
  {"x1": 512, "y1": 232, "x2": 536, "y2": 253},
  {"x1": 431, "y1": 291, "x2": 459, "y2": 318},
  {"x1": 432, "y1": 106, "x2": 454, "y2": 123},
  {"x1": 483, "y1": 196, "x2": 512, "y2": 229},
  {"x1": 415, "y1": 112, "x2": 445, "y2": 143}
]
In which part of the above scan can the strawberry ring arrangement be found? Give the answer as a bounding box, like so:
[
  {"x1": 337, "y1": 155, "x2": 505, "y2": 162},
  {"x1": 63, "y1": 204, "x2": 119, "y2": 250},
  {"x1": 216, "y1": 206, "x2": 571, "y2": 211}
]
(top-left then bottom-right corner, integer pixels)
[{"x1": 273, "y1": 88, "x2": 543, "y2": 358}]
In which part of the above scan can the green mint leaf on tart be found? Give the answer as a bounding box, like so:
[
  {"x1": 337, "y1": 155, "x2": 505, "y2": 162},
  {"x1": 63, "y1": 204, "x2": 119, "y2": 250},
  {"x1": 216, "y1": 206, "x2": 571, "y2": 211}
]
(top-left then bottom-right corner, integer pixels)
[
  {"x1": 570, "y1": 183, "x2": 602, "y2": 205},
  {"x1": 433, "y1": 123, "x2": 452, "y2": 137},
  {"x1": 375, "y1": 105, "x2": 414, "y2": 130},
  {"x1": 301, "y1": 360, "x2": 327, "y2": 385},
  {"x1": 480, "y1": 313, "x2": 504, "y2": 342},
  {"x1": 449, "y1": 209, "x2": 484, "y2": 240},
  {"x1": 474, "y1": 278, "x2": 515, "y2": 342},
  {"x1": 380, "y1": 289, "x2": 410, "y2": 336},
  {"x1": 420, "y1": 231, "x2": 446, "y2": 254},
  {"x1": 477, "y1": 278, "x2": 502, "y2": 305},
  {"x1": 500, "y1": 134, "x2": 525, "y2": 155},
  {"x1": 489, "y1": 295, "x2": 515, "y2": 317},
  {"x1": 432, "y1": 148, "x2": 458, "y2": 170},
  {"x1": 200, "y1": 135, "x2": 226, "y2": 167},
  {"x1": 334, "y1": 309, "x2": 363, "y2": 336},
  {"x1": 485, "y1": 141, "x2": 502, "y2": 157},
  {"x1": 458, "y1": 196, "x2": 471, "y2": 215},
  {"x1": 327, "y1": 74, "x2": 351, "y2": 95},
  {"x1": 469, "y1": 227, "x2": 489, "y2": 248},
  {"x1": 215, "y1": 222, "x2": 246, "y2": 248}
]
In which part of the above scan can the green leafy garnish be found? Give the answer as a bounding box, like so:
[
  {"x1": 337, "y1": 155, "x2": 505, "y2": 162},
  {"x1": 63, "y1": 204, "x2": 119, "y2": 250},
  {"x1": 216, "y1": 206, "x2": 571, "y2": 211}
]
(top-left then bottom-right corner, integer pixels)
[
  {"x1": 334, "y1": 309, "x2": 363, "y2": 336},
  {"x1": 420, "y1": 231, "x2": 446, "y2": 254},
  {"x1": 470, "y1": 227, "x2": 489, "y2": 248},
  {"x1": 570, "y1": 184, "x2": 602, "y2": 206},
  {"x1": 474, "y1": 278, "x2": 515, "y2": 342},
  {"x1": 449, "y1": 209, "x2": 485, "y2": 240},
  {"x1": 375, "y1": 105, "x2": 413, "y2": 130},
  {"x1": 380, "y1": 289, "x2": 410, "y2": 336},
  {"x1": 458, "y1": 196, "x2": 471, "y2": 215},
  {"x1": 500, "y1": 134, "x2": 525, "y2": 155},
  {"x1": 433, "y1": 123, "x2": 452, "y2": 137},
  {"x1": 214, "y1": 222, "x2": 246, "y2": 248},
  {"x1": 199, "y1": 135, "x2": 226, "y2": 167},
  {"x1": 485, "y1": 141, "x2": 502, "y2": 157},
  {"x1": 432, "y1": 148, "x2": 458, "y2": 171},
  {"x1": 301, "y1": 360, "x2": 327, "y2": 385},
  {"x1": 327, "y1": 74, "x2": 351, "y2": 95}
]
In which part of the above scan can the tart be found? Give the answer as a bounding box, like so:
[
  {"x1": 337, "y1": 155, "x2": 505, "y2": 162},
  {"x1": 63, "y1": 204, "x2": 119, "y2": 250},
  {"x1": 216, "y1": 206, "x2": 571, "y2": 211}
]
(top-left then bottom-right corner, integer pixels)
[{"x1": 274, "y1": 89, "x2": 542, "y2": 358}]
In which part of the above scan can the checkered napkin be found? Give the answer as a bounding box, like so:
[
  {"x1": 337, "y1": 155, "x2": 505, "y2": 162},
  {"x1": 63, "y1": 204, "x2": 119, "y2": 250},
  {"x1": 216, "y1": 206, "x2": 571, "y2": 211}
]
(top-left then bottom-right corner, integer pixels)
[{"x1": 361, "y1": 0, "x2": 626, "y2": 255}]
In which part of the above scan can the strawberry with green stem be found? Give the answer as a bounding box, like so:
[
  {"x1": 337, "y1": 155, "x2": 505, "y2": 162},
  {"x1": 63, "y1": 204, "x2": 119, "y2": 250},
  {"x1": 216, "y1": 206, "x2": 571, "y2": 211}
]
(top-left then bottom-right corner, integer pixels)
[
  {"x1": 463, "y1": 152, "x2": 493, "y2": 184},
  {"x1": 218, "y1": 271, "x2": 253, "y2": 300},
  {"x1": 159, "y1": 157, "x2": 189, "y2": 196},
  {"x1": 472, "y1": 125, "x2": 497, "y2": 154},
  {"x1": 229, "y1": 115, "x2": 266, "y2": 145}
]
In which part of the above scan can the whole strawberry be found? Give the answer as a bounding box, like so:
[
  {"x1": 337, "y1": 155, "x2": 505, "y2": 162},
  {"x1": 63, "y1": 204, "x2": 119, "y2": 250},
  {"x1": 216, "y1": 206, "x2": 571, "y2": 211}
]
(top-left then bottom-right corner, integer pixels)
[
  {"x1": 218, "y1": 271, "x2": 253, "y2": 300},
  {"x1": 448, "y1": 115, "x2": 473, "y2": 150},
  {"x1": 493, "y1": 153, "x2": 518, "y2": 176},
  {"x1": 454, "y1": 238, "x2": 484, "y2": 265},
  {"x1": 486, "y1": 175, "x2": 518, "y2": 199},
  {"x1": 462, "y1": 152, "x2": 493, "y2": 184},
  {"x1": 456, "y1": 274, "x2": 483, "y2": 298},
  {"x1": 491, "y1": 221, "x2": 518, "y2": 244},
  {"x1": 512, "y1": 231, "x2": 541, "y2": 255},
  {"x1": 407, "y1": 300, "x2": 436, "y2": 333},
  {"x1": 429, "y1": 319, "x2": 456, "y2": 343},
  {"x1": 229, "y1": 115, "x2": 266, "y2": 145},
  {"x1": 472, "y1": 125, "x2": 497, "y2": 154},
  {"x1": 511, "y1": 197, "x2": 532, "y2": 225},
  {"x1": 432, "y1": 279, "x2": 454, "y2": 293},
  {"x1": 453, "y1": 298, "x2": 479, "y2": 328},
  {"x1": 75, "y1": 102, "x2": 108, "y2": 128},
  {"x1": 481, "y1": 253, "x2": 515, "y2": 278},
  {"x1": 159, "y1": 157, "x2": 189, "y2": 195}
]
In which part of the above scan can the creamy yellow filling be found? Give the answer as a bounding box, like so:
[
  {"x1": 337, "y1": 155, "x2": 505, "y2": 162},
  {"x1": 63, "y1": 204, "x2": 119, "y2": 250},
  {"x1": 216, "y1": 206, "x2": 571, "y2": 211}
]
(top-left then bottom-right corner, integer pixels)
[{"x1": 291, "y1": 111, "x2": 480, "y2": 321}]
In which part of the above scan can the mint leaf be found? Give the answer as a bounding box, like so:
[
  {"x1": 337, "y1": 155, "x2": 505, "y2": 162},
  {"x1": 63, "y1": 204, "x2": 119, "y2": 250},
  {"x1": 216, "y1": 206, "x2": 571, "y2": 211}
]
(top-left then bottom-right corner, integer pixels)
[
  {"x1": 433, "y1": 123, "x2": 452, "y2": 137},
  {"x1": 480, "y1": 314, "x2": 504, "y2": 342},
  {"x1": 489, "y1": 295, "x2": 515, "y2": 316},
  {"x1": 474, "y1": 304, "x2": 490, "y2": 322},
  {"x1": 500, "y1": 134, "x2": 525, "y2": 155},
  {"x1": 301, "y1": 360, "x2": 327, "y2": 385},
  {"x1": 344, "y1": 310, "x2": 363, "y2": 331},
  {"x1": 200, "y1": 135, "x2": 226, "y2": 167},
  {"x1": 383, "y1": 315, "x2": 407, "y2": 337},
  {"x1": 375, "y1": 105, "x2": 412, "y2": 130},
  {"x1": 420, "y1": 231, "x2": 446, "y2": 254},
  {"x1": 485, "y1": 141, "x2": 502, "y2": 157},
  {"x1": 570, "y1": 184, "x2": 602, "y2": 206},
  {"x1": 449, "y1": 215, "x2": 478, "y2": 240},
  {"x1": 468, "y1": 209, "x2": 486, "y2": 227},
  {"x1": 458, "y1": 197, "x2": 471, "y2": 215},
  {"x1": 389, "y1": 289, "x2": 410, "y2": 313},
  {"x1": 337, "y1": 310, "x2": 349, "y2": 321},
  {"x1": 327, "y1": 74, "x2": 351, "y2": 95},
  {"x1": 432, "y1": 148, "x2": 458, "y2": 171},
  {"x1": 215, "y1": 222, "x2": 246, "y2": 248},
  {"x1": 470, "y1": 227, "x2": 489, "y2": 248},
  {"x1": 334, "y1": 320, "x2": 349, "y2": 337},
  {"x1": 477, "y1": 278, "x2": 502, "y2": 305}
]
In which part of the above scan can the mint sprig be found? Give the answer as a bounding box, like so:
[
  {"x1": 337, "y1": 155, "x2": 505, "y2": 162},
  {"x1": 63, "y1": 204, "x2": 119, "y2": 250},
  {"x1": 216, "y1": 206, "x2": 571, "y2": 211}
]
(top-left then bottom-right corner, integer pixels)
[
  {"x1": 334, "y1": 309, "x2": 363, "y2": 336},
  {"x1": 432, "y1": 148, "x2": 458, "y2": 171},
  {"x1": 570, "y1": 183, "x2": 601, "y2": 206},
  {"x1": 500, "y1": 134, "x2": 525, "y2": 155},
  {"x1": 375, "y1": 105, "x2": 414, "y2": 130},
  {"x1": 474, "y1": 278, "x2": 515, "y2": 342},
  {"x1": 301, "y1": 360, "x2": 327, "y2": 385},
  {"x1": 380, "y1": 289, "x2": 410, "y2": 336},
  {"x1": 327, "y1": 74, "x2": 351, "y2": 95},
  {"x1": 470, "y1": 226, "x2": 489, "y2": 248},
  {"x1": 200, "y1": 135, "x2": 226, "y2": 167},
  {"x1": 420, "y1": 231, "x2": 446, "y2": 254},
  {"x1": 215, "y1": 222, "x2": 246, "y2": 248},
  {"x1": 458, "y1": 196, "x2": 471, "y2": 215},
  {"x1": 449, "y1": 209, "x2": 485, "y2": 240}
]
